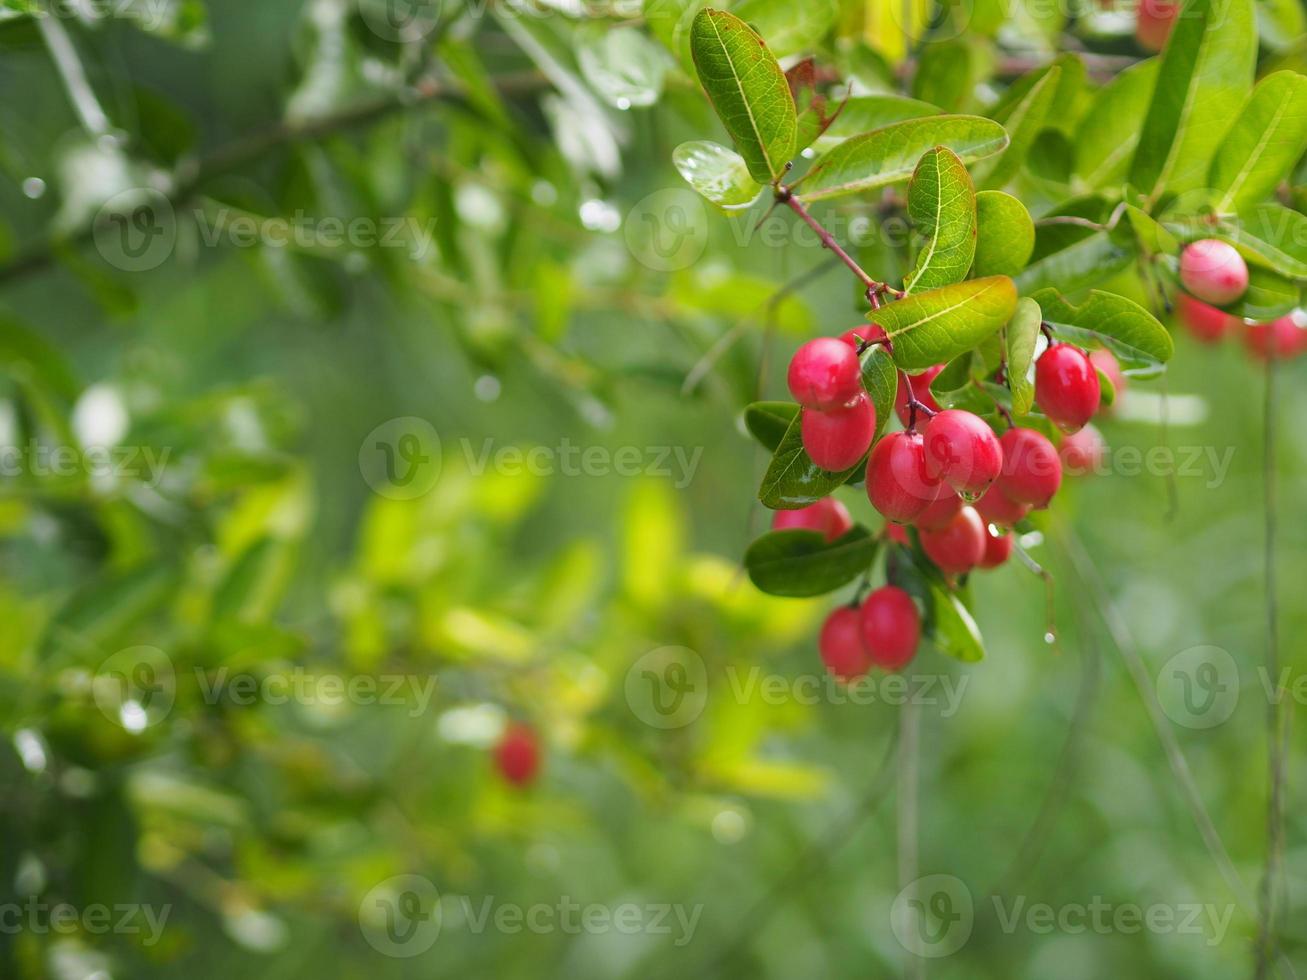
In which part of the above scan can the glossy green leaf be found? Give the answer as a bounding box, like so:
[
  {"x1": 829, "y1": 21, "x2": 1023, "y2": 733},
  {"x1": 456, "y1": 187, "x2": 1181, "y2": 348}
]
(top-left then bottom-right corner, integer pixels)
[
  {"x1": 1074, "y1": 59, "x2": 1159, "y2": 191},
  {"x1": 976, "y1": 65, "x2": 1062, "y2": 191},
  {"x1": 904, "y1": 146, "x2": 977, "y2": 294},
  {"x1": 744, "y1": 401, "x2": 798, "y2": 452},
  {"x1": 673, "y1": 140, "x2": 765, "y2": 211},
  {"x1": 1005, "y1": 297, "x2": 1043, "y2": 415},
  {"x1": 690, "y1": 8, "x2": 797, "y2": 183},
  {"x1": 1215, "y1": 203, "x2": 1307, "y2": 279},
  {"x1": 799, "y1": 116, "x2": 1009, "y2": 202},
  {"x1": 860, "y1": 344, "x2": 898, "y2": 441},
  {"x1": 973, "y1": 190, "x2": 1035, "y2": 277},
  {"x1": 1129, "y1": 0, "x2": 1257, "y2": 200},
  {"x1": 758, "y1": 410, "x2": 864, "y2": 509},
  {"x1": 744, "y1": 526, "x2": 877, "y2": 597},
  {"x1": 868, "y1": 276, "x2": 1018, "y2": 371},
  {"x1": 1209, "y1": 71, "x2": 1307, "y2": 213},
  {"x1": 1222, "y1": 265, "x2": 1302, "y2": 318},
  {"x1": 1033, "y1": 288, "x2": 1174, "y2": 377}
]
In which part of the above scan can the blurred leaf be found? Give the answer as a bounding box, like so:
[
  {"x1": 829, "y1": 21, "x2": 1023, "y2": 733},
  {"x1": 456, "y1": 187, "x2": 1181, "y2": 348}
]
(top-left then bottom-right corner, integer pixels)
[
  {"x1": 622, "y1": 480, "x2": 684, "y2": 608},
  {"x1": 1221, "y1": 264, "x2": 1302, "y2": 318},
  {"x1": 972, "y1": 190, "x2": 1034, "y2": 277},
  {"x1": 733, "y1": 0, "x2": 837, "y2": 58},
  {"x1": 1256, "y1": 0, "x2": 1307, "y2": 50},
  {"x1": 976, "y1": 65, "x2": 1061, "y2": 191},
  {"x1": 904, "y1": 146, "x2": 977, "y2": 294},
  {"x1": 1129, "y1": 0, "x2": 1256, "y2": 199},
  {"x1": 1016, "y1": 231, "x2": 1133, "y2": 296},
  {"x1": 800, "y1": 116, "x2": 1008, "y2": 201},
  {"x1": 1214, "y1": 203, "x2": 1307, "y2": 279},
  {"x1": 1208, "y1": 72, "x2": 1307, "y2": 214},
  {"x1": 577, "y1": 23, "x2": 668, "y2": 109},
  {"x1": 1006, "y1": 296, "x2": 1042, "y2": 415},
  {"x1": 212, "y1": 537, "x2": 297, "y2": 626},
  {"x1": 690, "y1": 8, "x2": 797, "y2": 183},
  {"x1": 744, "y1": 527, "x2": 877, "y2": 597},
  {"x1": 1074, "y1": 59, "x2": 1159, "y2": 192},
  {"x1": 819, "y1": 94, "x2": 942, "y2": 147},
  {"x1": 869, "y1": 276, "x2": 1018, "y2": 371},
  {"x1": 42, "y1": 564, "x2": 176, "y2": 660},
  {"x1": 864, "y1": 0, "x2": 930, "y2": 63},
  {"x1": 673, "y1": 140, "x2": 764, "y2": 212},
  {"x1": 911, "y1": 39, "x2": 977, "y2": 112}
]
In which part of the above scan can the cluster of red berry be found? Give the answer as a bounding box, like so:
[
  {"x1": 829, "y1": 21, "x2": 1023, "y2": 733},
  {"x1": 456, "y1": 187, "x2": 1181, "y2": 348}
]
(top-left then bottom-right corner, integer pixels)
[
  {"x1": 1175, "y1": 239, "x2": 1307, "y2": 361},
  {"x1": 779, "y1": 326, "x2": 1109, "y2": 678}
]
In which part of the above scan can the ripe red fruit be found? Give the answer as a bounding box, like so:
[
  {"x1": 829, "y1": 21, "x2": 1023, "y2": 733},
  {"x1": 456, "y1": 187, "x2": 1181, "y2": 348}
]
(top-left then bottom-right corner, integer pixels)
[
  {"x1": 997, "y1": 427, "x2": 1062, "y2": 508},
  {"x1": 1243, "y1": 315, "x2": 1307, "y2": 361},
  {"x1": 894, "y1": 364, "x2": 944, "y2": 427},
  {"x1": 839, "y1": 324, "x2": 888, "y2": 350},
  {"x1": 819, "y1": 606, "x2": 871, "y2": 680},
  {"x1": 922, "y1": 409, "x2": 1003, "y2": 497},
  {"x1": 885, "y1": 522, "x2": 911, "y2": 546},
  {"x1": 772, "y1": 497, "x2": 853, "y2": 542},
  {"x1": 918, "y1": 506, "x2": 986, "y2": 576},
  {"x1": 913, "y1": 489, "x2": 962, "y2": 532},
  {"x1": 1059, "y1": 424, "x2": 1107, "y2": 477},
  {"x1": 1136, "y1": 0, "x2": 1179, "y2": 51},
  {"x1": 495, "y1": 723, "x2": 540, "y2": 787},
  {"x1": 788, "y1": 338, "x2": 863, "y2": 410},
  {"x1": 1089, "y1": 349, "x2": 1125, "y2": 409},
  {"x1": 865, "y1": 431, "x2": 944, "y2": 523},
  {"x1": 1176, "y1": 293, "x2": 1237, "y2": 343},
  {"x1": 978, "y1": 528, "x2": 1014, "y2": 569},
  {"x1": 974, "y1": 483, "x2": 1031, "y2": 527},
  {"x1": 1179, "y1": 239, "x2": 1248, "y2": 307},
  {"x1": 860, "y1": 586, "x2": 921, "y2": 671},
  {"x1": 802, "y1": 394, "x2": 875, "y2": 471},
  {"x1": 1035, "y1": 344, "x2": 1101, "y2": 433}
]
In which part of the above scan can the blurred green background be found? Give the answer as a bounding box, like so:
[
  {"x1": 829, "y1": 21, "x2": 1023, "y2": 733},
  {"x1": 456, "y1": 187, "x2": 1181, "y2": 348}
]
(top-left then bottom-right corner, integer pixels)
[{"x1": 0, "y1": 0, "x2": 1304, "y2": 977}]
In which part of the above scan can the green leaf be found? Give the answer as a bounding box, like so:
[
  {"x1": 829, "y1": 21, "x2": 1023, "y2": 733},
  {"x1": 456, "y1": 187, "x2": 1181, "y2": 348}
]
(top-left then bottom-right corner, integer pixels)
[
  {"x1": 860, "y1": 344, "x2": 899, "y2": 441},
  {"x1": 1073, "y1": 59, "x2": 1159, "y2": 192},
  {"x1": 744, "y1": 527, "x2": 877, "y2": 597},
  {"x1": 868, "y1": 276, "x2": 1018, "y2": 371},
  {"x1": 1120, "y1": 204, "x2": 1179, "y2": 257},
  {"x1": 1215, "y1": 203, "x2": 1307, "y2": 279},
  {"x1": 1221, "y1": 265, "x2": 1302, "y2": 318},
  {"x1": 577, "y1": 23, "x2": 669, "y2": 108},
  {"x1": 673, "y1": 140, "x2": 765, "y2": 211},
  {"x1": 888, "y1": 546, "x2": 984, "y2": 662},
  {"x1": 758, "y1": 408, "x2": 866, "y2": 509},
  {"x1": 976, "y1": 65, "x2": 1062, "y2": 191},
  {"x1": 973, "y1": 190, "x2": 1035, "y2": 277},
  {"x1": 690, "y1": 8, "x2": 797, "y2": 183},
  {"x1": 1005, "y1": 297, "x2": 1043, "y2": 415},
  {"x1": 1256, "y1": 0, "x2": 1307, "y2": 51},
  {"x1": 732, "y1": 0, "x2": 837, "y2": 59},
  {"x1": 1033, "y1": 288, "x2": 1174, "y2": 377},
  {"x1": 819, "y1": 95, "x2": 942, "y2": 147},
  {"x1": 42, "y1": 564, "x2": 177, "y2": 661},
  {"x1": 912, "y1": 38, "x2": 978, "y2": 112},
  {"x1": 1129, "y1": 0, "x2": 1257, "y2": 200},
  {"x1": 904, "y1": 146, "x2": 978, "y2": 294},
  {"x1": 213, "y1": 537, "x2": 297, "y2": 625},
  {"x1": 1016, "y1": 231, "x2": 1133, "y2": 296},
  {"x1": 1209, "y1": 71, "x2": 1307, "y2": 213},
  {"x1": 744, "y1": 401, "x2": 799, "y2": 452},
  {"x1": 798, "y1": 116, "x2": 1009, "y2": 202}
]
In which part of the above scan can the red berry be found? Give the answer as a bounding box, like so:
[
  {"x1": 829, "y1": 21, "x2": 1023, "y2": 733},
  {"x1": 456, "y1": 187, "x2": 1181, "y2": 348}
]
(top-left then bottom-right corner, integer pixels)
[
  {"x1": 974, "y1": 483, "x2": 1031, "y2": 527},
  {"x1": 1059, "y1": 424, "x2": 1107, "y2": 477},
  {"x1": 1035, "y1": 344, "x2": 1101, "y2": 433},
  {"x1": 894, "y1": 364, "x2": 944, "y2": 427},
  {"x1": 1243, "y1": 315, "x2": 1307, "y2": 361},
  {"x1": 922, "y1": 409, "x2": 1003, "y2": 497},
  {"x1": 820, "y1": 606, "x2": 872, "y2": 680},
  {"x1": 1176, "y1": 293, "x2": 1237, "y2": 343},
  {"x1": 997, "y1": 427, "x2": 1062, "y2": 508},
  {"x1": 978, "y1": 528, "x2": 1014, "y2": 569},
  {"x1": 913, "y1": 489, "x2": 962, "y2": 532},
  {"x1": 860, "y1": 586, "x2": 921, "y2": 671},
  {"x1": 802, "y1": 394, "x2": 875, "y2": 471},
  {"x1": 1089, "y1": 349, "x2": 1125, "y2": 409},
  {"x1": 1180, "y1": 239, "x2": 1248, "y2": 307},
  {"x1": 886, "y1": 522, "x2": 911, "y2": 546},
  {"x1": 840, "y1": 324, "x2": 888, "y2": 349},
  {"x1": 1136, "y1": 0, "x2": 1179, "y2": 51},
  {"x1": 865, "y1": 431, "x2": 944, "y2": 523},
  {"x1": 788, "y1": 338, "x2": 863, "y2": 410},
  {"x1": 918, "y1": 506, "x2": 986, "y2": 576},
  {"x1": 494, "y1": 723, "x2": 540, "y2": 787},
  {"x1": 772, "y1": 497, "x2": 853, "y2": 542}
]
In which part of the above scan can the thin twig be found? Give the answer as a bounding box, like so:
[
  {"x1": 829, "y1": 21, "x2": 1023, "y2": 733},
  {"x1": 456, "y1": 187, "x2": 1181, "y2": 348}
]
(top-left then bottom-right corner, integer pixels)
[
  {"x1": 37, "y1": 16, "x2": 111, "y2": 137},
  {"x1": 898, "y1": 698, "x2": 924, "y2": 980}
]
